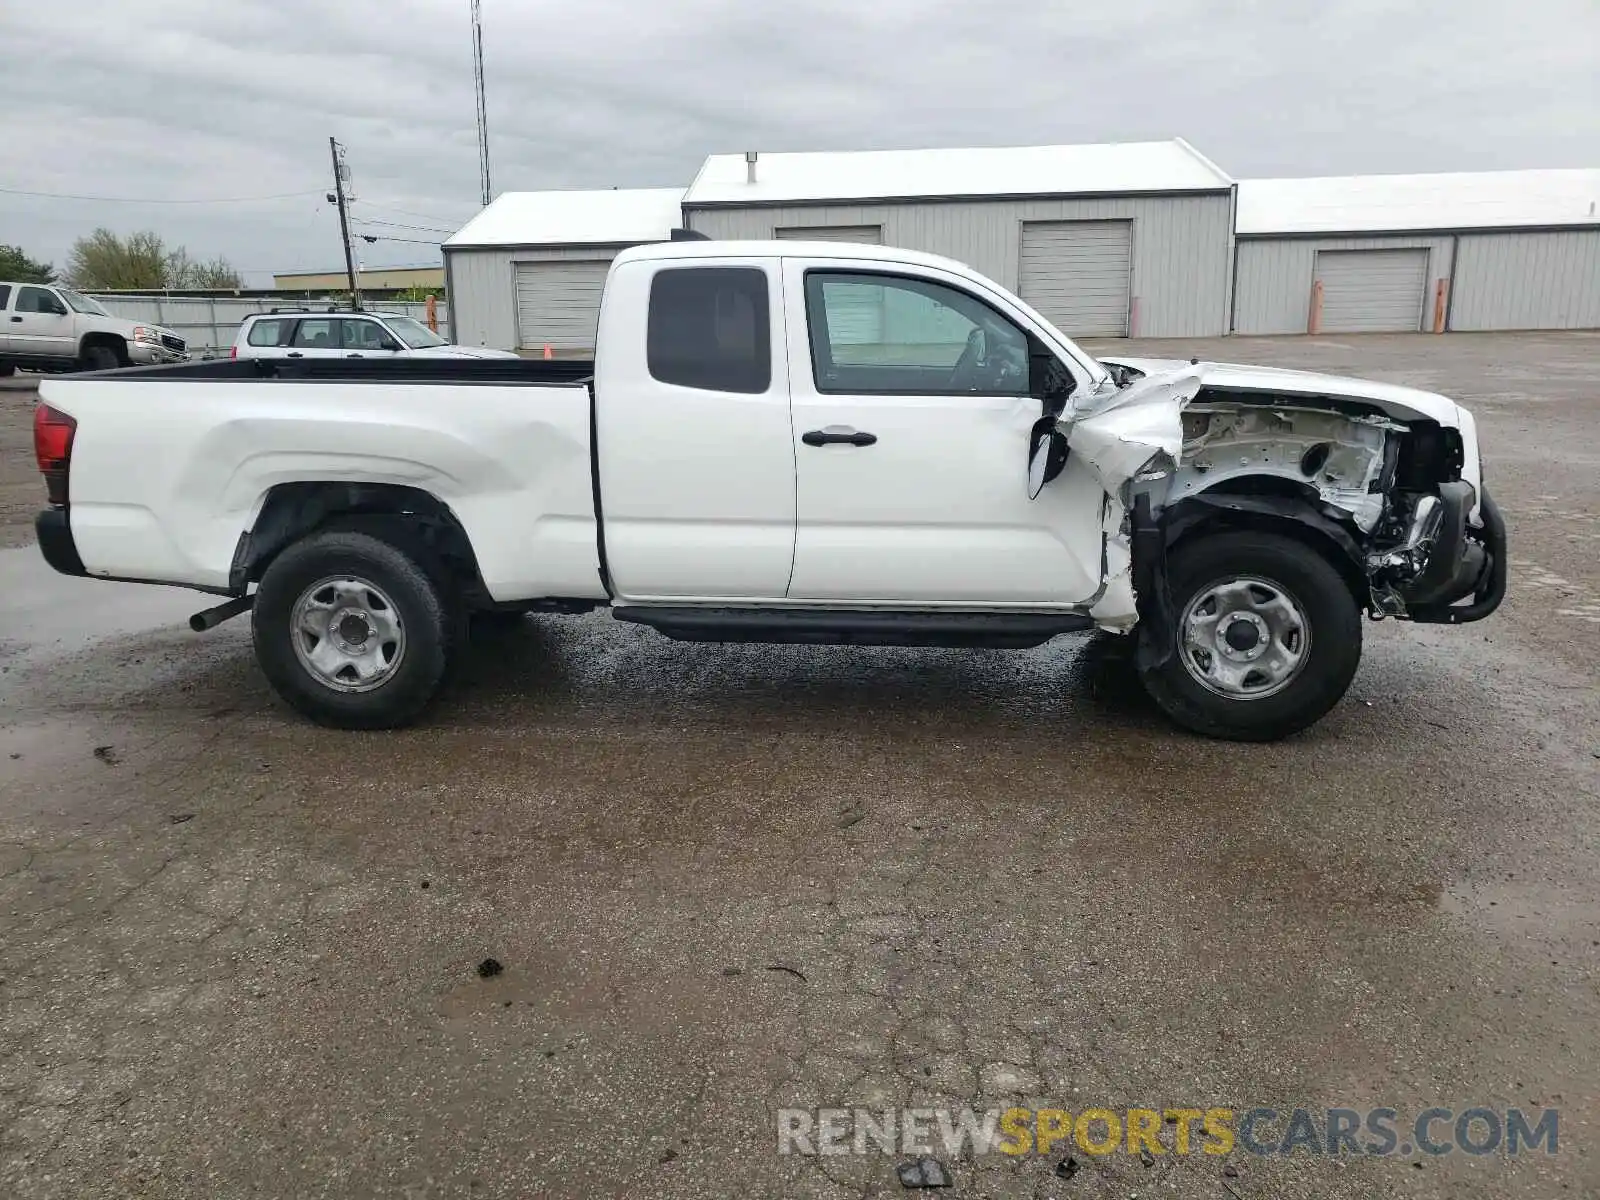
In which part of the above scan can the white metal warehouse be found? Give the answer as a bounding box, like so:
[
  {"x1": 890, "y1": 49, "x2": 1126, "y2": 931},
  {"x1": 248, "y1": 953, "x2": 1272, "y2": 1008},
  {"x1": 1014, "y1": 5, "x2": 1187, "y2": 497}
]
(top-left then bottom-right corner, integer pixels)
[
  {"x1": 681, "y1": 140, "x2": 1236, "y2": 338},
  {"x1": 443, "y1": 187, "x2": 683, "y2": 352},
  {"x1": 1232, "y1": 170, "x2": 1600, "y2": 334}
]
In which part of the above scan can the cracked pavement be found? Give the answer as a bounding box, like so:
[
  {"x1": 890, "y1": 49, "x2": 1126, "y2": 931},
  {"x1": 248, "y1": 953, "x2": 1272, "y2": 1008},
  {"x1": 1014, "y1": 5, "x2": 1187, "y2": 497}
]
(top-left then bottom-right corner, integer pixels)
[{"x1": 1, "y1": 333, "x2": 1598, "y2": 1198}]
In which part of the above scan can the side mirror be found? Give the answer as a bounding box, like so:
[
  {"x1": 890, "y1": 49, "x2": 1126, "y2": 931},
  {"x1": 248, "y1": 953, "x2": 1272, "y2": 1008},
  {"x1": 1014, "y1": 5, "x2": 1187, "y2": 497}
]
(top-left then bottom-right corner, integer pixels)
[
  {"x1": 1027, "y1": 426, "x2": 1070, "y2": 500},
  {"x1": 379, "y1": 337, "x2": 401, "y2": 352},
  {"x1": 50, "y1": 300, "x2": 69, "y2": 316}
]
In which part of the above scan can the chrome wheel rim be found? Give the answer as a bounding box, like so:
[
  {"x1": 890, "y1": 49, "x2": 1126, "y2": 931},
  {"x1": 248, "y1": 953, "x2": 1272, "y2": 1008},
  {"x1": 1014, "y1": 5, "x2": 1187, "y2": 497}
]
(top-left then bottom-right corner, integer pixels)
[
  {"x1": 1178, "y1": 575, "x2": 1310, "y2": 700},
  {"x1": 290, "y1": 576, "x2": 406, "y2": 693}
]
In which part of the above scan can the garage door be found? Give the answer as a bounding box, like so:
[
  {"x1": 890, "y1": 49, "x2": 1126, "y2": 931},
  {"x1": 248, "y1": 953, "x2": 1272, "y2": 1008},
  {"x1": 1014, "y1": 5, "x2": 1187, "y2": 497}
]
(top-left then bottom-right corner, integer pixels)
[
  {"x1": 1314, "y1": 249, "x2": 1428, "y2": 333},
  {"x1": 514, "y1": 260, "x2": 611, "y2": 352},
  {"x1": 1018, "y1": 220, "x2": 1133, "y2": 337},
  {"x1": 777, "y1": 226, "x2": 885, "y2": 346}
]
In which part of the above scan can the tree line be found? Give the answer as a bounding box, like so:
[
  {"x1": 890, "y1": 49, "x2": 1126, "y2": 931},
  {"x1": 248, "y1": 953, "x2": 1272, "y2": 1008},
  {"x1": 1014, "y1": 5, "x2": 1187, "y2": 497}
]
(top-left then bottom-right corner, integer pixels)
[{"x1": 1, "y1": 230, "x2": 243, "y2": 291}]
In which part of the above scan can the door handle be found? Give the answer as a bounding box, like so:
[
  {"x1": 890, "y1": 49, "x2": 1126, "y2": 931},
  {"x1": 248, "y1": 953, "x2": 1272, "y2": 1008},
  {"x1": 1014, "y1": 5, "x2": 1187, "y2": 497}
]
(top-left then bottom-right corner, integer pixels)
[
  {"x1": 346, "y1": 353, "x2": 362, "y2": 358},
  {"x1": 287, "y1": 351, "x2": 304, "y2": 358},
  {"x1": 802, "y1": 427, "x2": 877, "y2": 447},
  {"x1": 9, "y1": 316, "x2": 21, "y2": 322}
]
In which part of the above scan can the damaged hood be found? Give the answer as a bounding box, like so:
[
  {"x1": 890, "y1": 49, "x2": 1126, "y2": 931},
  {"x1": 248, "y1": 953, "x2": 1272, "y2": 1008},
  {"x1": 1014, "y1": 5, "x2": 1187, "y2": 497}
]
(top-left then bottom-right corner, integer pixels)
[{"x1": 1099, "y1": 357, "x2": 1465, "y2": 428}]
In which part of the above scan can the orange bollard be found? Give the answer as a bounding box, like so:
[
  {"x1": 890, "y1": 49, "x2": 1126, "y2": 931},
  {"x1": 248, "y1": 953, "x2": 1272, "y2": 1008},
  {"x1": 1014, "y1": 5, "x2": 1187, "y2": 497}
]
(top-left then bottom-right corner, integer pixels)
[
  {"x1": 543, "y1": 344, "x2": 553, "y2": 360},
  {"x1": 425, "y1": 294, "x2": 438, "y2": 333},
  {"x1": 1432, "y1": 278, "x2": 1448, "y2": 333},
  {"x1": 1307, "y1": 280, "x2": 1324, "y2": 335}
]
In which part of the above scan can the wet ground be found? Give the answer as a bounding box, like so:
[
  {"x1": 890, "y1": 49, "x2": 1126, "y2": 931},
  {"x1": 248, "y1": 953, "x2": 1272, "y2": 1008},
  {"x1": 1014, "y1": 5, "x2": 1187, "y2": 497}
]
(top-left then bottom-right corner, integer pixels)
[{"x1": 1, "y1": 334, "x2": 1597, "y2": 1199}]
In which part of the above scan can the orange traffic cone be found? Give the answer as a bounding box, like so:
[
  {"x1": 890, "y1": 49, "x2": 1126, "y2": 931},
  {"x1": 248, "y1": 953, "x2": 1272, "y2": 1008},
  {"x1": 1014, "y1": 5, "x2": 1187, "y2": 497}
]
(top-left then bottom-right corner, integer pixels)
[{"x1": 543, "y1": 344, "x2": 553, "y2": 360}]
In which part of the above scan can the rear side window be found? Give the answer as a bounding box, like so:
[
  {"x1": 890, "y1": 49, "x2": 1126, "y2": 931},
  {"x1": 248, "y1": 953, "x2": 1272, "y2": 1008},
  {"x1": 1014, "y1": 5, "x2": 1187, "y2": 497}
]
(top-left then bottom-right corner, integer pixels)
[
  {"x1": 0, "y1": 285, "x2": 10, "y2": 310},
  {"x1": 291, "y1": 319, "x2": 336, "y2": 348},
  {"x1": 647, "y1": 267, "x2": 770, "y2": 394},
  {"x1": 247, "y1": 319, "x2": 287, "y2": 346}
]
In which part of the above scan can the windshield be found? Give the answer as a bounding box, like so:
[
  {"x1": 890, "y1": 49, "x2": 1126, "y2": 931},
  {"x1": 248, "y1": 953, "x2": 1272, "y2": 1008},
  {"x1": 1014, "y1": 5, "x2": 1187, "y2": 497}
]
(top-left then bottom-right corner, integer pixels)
[
  {"x1": 59, "y1": 289, "x2": 110, "y2": 317},
  {"x1": 382, "y1": 314, "x2": 448, "y2": 349}
]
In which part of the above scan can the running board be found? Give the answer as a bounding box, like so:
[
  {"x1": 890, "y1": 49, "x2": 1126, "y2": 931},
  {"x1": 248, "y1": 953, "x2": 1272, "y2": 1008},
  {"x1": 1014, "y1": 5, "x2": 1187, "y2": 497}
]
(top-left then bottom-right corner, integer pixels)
[{"x1": 612, "y1": 606, "x2": 1094, "y2": 649}]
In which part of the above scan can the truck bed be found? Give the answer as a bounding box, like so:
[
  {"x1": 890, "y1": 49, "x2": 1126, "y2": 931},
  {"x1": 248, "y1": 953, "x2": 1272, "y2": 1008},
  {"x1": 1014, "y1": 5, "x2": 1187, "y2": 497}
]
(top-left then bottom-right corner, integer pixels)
[
  {"x1": 91, "y1": 357, "x2": 597, "y2": 386},
  {"x1": 38, "y1": 358, "x2": 604, "y2": 601}
]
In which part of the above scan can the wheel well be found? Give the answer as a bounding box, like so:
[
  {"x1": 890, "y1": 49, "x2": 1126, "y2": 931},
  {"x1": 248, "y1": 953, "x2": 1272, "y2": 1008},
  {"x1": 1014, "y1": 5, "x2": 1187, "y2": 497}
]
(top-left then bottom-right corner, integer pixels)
[
  {"x1": 232, "y1": 482, "x2": 488, "y2": 603},
  {"x1": 1164, "y1": 482, "x2": 1370, "y2": 610},
  {"x1": 79, "y1": 332, "x2": 128, "y2": 363}
]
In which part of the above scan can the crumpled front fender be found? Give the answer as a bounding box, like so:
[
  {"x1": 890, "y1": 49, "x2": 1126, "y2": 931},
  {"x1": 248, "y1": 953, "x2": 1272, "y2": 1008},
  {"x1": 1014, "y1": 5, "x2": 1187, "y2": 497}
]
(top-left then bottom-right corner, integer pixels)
[{"x1": 1061, "y1": 367, "x2": 1203, "y2": 496}]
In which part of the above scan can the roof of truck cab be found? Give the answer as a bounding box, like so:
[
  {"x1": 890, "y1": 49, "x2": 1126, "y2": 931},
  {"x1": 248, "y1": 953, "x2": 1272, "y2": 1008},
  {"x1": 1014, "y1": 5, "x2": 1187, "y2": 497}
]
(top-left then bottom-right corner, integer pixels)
[
  {"x1": 445, "y1": 188, "x2": 685, "y2": 248},
  {"x1": 615, "y1": 239, "x2": 975, "y2": 273},
  {"x1": 684, "y1": 139, "x2": 1232, "y2": 206}
]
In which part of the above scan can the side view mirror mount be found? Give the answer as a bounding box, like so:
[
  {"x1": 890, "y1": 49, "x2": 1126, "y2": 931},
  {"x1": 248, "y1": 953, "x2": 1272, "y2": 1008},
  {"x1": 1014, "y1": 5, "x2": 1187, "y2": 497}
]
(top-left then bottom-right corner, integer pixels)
[
  {"x1": 379, "y1": 337, "x2": 401, "y2": 352},
  {"x1": 1027, "y1": 424, "x2": 1071, "y2": 500}
]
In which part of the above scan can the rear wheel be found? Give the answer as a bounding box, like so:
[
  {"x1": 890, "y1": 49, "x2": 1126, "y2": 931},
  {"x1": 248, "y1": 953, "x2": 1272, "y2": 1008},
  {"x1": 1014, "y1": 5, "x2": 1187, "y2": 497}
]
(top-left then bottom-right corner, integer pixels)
[
  {"x1": 1138, "y1": 531, "x2": 1362, "y2": 741},
  {"x1": 252, "y1": 529, "x2": 461, "y2": 728},
  {"x1": 0, "y1": 362, "x2": 15, "y2": 377}
]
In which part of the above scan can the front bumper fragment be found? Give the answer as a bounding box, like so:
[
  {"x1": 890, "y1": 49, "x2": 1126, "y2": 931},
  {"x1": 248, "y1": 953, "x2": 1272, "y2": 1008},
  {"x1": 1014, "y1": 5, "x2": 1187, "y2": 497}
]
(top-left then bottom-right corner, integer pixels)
[{"x1": 1406, "y1": 485, "x2": 1506, "y2": 624}]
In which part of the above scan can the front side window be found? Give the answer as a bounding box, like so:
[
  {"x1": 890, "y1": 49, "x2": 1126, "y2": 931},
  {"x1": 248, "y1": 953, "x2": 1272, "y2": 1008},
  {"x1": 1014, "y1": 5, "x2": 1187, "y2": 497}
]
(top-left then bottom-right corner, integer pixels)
[
  {"x1": 646, "y1": 267, "x2": 771, "y2": 394},
  {"x1": 341, "y1": 319, "x2": 390, "y2": 350},
  {"x1": 16, "y1": 286, "x2": 64, "y2": 315},
  {"x1": 291, "y1": 319, "x2": 336, "y2": 349},
  {"x1": 246, "y1": 319, "x2": 287, "y2": 347},
  {"x1": 0, "y1": 285, "x2": 10, "y2": 310},
  {"x1": 804, "y1": 272, "x2": 1030, "y2": 395}
]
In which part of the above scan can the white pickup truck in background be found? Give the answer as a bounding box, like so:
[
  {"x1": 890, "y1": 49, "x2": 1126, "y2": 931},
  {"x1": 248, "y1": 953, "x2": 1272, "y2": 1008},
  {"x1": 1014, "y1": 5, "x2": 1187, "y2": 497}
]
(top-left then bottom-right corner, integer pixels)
[
  {"x1": 31, "y1": 239, "x2": 1505, "y2": 740},
  {"x1": 1, "y1": 280, "x2": 189, "y2": 373}
]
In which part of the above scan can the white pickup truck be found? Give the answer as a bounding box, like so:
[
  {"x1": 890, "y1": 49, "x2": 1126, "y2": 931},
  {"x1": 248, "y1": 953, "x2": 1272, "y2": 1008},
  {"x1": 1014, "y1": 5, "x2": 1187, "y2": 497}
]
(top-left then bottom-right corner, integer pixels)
[
  {"x1": 32, "y1": 239, "x2": 1505, "y2": 740},
  {"x1": 1, "y1": 281, "x2": 189, "y2": 373}
]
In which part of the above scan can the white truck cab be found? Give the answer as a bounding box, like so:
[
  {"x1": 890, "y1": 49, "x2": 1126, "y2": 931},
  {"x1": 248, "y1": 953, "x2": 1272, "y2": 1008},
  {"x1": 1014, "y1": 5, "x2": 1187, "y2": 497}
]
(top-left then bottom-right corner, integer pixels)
[
  {"x1": 0, "y1": 281, "x2": 188, "y2": 374},
  {"x1": 232, "y1": 309, "x2": 519, "y2": 361},
  {"x1": 30, "y1": 239, "x2": 1505, "y2": 740}
]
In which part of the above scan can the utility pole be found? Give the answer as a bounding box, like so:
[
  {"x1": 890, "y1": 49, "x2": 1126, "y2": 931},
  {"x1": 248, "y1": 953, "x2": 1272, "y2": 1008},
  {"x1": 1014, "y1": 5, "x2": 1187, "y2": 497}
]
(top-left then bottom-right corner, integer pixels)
[
  {"x1": 471, "y1": 0, "x2": 492, "y2": 208},
  {"x1": 327, "y1": 136, "x2": 361, "y2": 309}
]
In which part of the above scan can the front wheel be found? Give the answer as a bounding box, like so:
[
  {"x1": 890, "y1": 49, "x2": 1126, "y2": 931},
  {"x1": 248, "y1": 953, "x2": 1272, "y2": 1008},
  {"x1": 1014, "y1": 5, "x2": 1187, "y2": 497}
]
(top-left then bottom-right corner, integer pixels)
[
  {"x1": 81, "y1": 342, "x2": 122, "y2": 371},
  {"x1": 1138, "y1": 531, "x2": 1362, "y2": 741},
  {"x1": 252, "y1": 529, "x2": 461, "y2": 728}
]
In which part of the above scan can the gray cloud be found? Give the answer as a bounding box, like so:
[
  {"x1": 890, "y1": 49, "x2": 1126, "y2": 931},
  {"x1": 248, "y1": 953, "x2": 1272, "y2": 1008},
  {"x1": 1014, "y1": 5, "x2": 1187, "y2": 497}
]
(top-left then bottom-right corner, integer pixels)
[{"x1": 3, "y1": 0, "x2": 1596, "y2": 284}]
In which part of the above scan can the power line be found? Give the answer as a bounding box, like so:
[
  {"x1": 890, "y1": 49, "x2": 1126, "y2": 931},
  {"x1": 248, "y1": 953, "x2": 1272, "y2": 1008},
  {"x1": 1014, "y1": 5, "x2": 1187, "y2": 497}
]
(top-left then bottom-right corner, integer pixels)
[
  {"x1": 0, "y1": 185, "x2": 323, "y2": 205},
  {"x1": 355, "y1": 200, "x2": 471, "y2": 226},
  {"x1": 352, "y1": 217, "x2": 456, "y2": 235},
  {"x1": 358, "y1": 234, "x2": 444, "y2": 247}
]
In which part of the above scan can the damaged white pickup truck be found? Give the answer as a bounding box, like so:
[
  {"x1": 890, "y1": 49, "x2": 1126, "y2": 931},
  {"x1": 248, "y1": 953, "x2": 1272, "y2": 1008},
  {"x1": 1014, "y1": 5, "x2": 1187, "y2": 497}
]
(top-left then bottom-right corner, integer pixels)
[{"x1": 32, "y1": 239, "x2": 1505, "y2": 739}]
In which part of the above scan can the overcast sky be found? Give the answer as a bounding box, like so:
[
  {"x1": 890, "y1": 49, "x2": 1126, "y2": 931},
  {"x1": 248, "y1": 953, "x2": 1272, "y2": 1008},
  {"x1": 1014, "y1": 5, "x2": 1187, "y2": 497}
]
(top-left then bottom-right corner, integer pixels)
[{"x1": 4, "y1": 0, "x2": 1597, "y2": 286}]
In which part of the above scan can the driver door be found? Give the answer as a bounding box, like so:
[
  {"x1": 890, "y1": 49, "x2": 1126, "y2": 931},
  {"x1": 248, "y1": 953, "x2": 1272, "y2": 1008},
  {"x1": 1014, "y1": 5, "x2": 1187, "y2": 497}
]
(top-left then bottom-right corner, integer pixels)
[
  {"x1": 11, "y1": 286, "x2": 75, "y2": 358},
  {"x1": 784, "y1": 263, "x2": 1106, "y2": 606}
]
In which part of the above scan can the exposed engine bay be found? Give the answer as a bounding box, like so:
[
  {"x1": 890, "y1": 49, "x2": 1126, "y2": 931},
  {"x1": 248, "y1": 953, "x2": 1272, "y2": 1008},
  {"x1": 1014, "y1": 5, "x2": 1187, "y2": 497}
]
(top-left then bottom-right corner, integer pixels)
[{"x1": 1063, "y1": 358, "x2": 1506, "y2": 632}]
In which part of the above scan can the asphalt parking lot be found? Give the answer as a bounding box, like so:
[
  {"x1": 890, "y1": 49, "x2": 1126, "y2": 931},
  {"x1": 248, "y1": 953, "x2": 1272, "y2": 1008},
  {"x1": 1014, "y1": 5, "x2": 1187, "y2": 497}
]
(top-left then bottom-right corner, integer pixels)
[{"x1": 1, "y1": 333, "x2": 1597, "y2": 1199}]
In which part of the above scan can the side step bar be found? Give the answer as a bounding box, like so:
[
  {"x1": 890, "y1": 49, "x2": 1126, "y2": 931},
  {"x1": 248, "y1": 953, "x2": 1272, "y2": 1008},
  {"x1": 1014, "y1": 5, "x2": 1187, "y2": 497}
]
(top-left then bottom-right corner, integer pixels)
[{"x1": 612, "y1": 606, "x2": 1094, "y2": 649}]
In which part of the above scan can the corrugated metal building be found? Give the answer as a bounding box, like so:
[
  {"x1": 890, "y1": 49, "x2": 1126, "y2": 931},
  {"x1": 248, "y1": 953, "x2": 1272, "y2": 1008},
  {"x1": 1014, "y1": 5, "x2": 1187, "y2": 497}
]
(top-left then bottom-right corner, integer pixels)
[
  {"x1": 1233, "y1": 170, "x2": 1600, "y2": 333},
  {"x1": 682, "y1": 140, "x2": 1236, "y2": 338},
  {"x1": 443, "y1": 188, "x2": 683, "y2": 351}
]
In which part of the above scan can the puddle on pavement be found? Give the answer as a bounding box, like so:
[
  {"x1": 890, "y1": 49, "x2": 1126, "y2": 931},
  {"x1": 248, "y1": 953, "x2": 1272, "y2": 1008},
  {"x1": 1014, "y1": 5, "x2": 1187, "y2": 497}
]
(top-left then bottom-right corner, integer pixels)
[{"x1": 0, "y1": 545, "x2": 201, "y2": 671}]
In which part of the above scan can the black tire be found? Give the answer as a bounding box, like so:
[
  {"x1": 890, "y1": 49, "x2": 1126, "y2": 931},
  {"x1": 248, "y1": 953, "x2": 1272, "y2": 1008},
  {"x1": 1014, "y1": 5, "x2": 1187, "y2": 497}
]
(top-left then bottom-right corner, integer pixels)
[
  {"x1": 252, "y1": 529, "x2": 461, "y2": 729},
  {"x1": 1137, "y1": 530, "x2": 1362, "y2": 741},
  {"x1": 0, "y1": 362, "x2": 15, "y2": 377},
  {"x1": 81, "y1": 342, "x2": 121, "y2": 371}
]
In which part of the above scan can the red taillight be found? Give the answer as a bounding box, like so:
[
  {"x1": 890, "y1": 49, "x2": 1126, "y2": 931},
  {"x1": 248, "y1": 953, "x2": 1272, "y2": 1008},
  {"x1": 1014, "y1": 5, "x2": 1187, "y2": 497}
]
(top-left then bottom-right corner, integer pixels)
[
  {"x1": 230, "y1": 344, "x2": 238, "y2": 359},
  {"x1": 35, "y1": 403, "x2": 77, "y2": 506}
]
